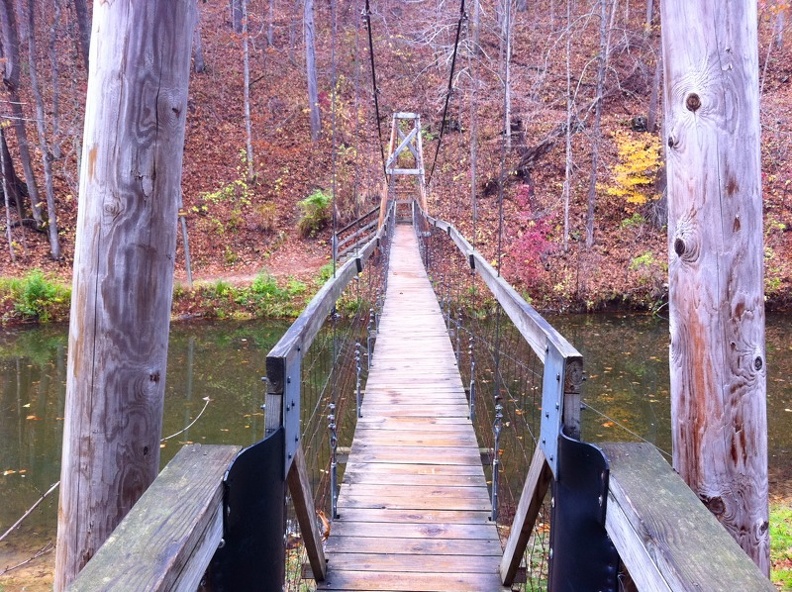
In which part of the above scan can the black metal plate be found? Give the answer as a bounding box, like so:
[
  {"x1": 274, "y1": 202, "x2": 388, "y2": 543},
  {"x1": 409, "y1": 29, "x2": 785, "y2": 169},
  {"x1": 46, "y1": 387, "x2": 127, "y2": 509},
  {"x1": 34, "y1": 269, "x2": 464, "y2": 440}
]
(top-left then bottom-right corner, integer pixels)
[
  {"x1": 549, "y1": 429, "x2": 618, "y2": 592},
  {"x1": 210, "y1": 428, "x2": 285, "y2": 592}
]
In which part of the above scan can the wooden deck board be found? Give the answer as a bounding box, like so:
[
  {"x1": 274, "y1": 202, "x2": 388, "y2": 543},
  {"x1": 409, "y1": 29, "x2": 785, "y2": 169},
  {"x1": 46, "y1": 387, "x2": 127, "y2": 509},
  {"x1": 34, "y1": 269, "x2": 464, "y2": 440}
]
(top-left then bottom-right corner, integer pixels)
[{"x1": 319, "y1": 225, "x2": 508, "y2": 592}]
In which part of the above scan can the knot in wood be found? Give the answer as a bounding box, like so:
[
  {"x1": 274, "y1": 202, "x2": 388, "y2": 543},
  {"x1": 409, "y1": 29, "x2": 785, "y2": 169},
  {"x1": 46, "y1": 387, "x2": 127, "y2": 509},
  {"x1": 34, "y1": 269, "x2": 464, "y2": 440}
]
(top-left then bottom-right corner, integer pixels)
[
  {"x1": 701, "y1": 494, "x2": 726, "y2": 516},
  {"x1": 754, "y1": 356, "x2": 763, "y2": 371},
  {"x1": 674, "y1": 238, "x2": 686, "y2": 257},
  {"x1": 103, "y1": 200, "x2": 122, "y2": 217},
  {"x1": 685, "y1": 93, "x2": 701, "y2": 112}
]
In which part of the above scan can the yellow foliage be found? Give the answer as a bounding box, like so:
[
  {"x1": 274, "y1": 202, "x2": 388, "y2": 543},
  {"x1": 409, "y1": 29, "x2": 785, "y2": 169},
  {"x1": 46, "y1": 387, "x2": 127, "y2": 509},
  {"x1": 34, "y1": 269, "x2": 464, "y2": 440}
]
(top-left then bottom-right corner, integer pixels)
[{"x1": 606, "y1": 131, "x2": 662, "y2": 205}]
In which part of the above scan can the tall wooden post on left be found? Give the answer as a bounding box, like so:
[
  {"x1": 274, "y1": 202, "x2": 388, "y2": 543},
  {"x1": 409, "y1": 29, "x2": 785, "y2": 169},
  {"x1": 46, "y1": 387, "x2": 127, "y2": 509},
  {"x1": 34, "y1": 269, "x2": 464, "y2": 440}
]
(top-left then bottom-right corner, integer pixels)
[{"x1": 54, "y1": 3, "x2": 196, "y2": 590}]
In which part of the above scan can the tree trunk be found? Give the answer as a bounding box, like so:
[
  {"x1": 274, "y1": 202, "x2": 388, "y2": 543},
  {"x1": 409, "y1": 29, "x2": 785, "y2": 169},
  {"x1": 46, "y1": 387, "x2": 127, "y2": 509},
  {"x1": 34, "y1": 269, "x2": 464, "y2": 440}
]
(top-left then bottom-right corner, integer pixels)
[
  {"x1": 0, "y1": 126, "x2": 27, "y2": 215},
  {"x1": 268, "y1": 0, "x2": 275, "y2": 47},
  {"x1": 562, "y1": 0, "x2": 574, "y2": 252},
  {"x1": 585, "y1": 0, "x2": 611, "y2": 249},
  {"x1": 646, "y1": 49, "x2": 661, "y2": 134},
  {"x1": 0, "y1": 127, "x2": 28, "y2": 259},
  {"x1": 469, "y1": 0, "x2": 480, "y2": 230},
  {"x1": 193, "y1": 1, "x2": 206, "y2": 74},
  {"x1": 774, "y1": 8, "x2": 786, "y2": 50},
  {"x1": 503, "y1": 0, "x2": 512, "y2": 150},
  {"x1": 73, "y1": 0, "x2": 90, "y2": 70},
  {"x1": 242, "y1": 0, "x2": 253, "y2": 178},
  {"x1": 49, "y1": 0, "x2": 63, "y2": 159},
  {"x1": 26, "y1": 0, "x2": 62, "y2": 259},
  {"x1": 53, "y1": 0, "x2": 196, "y2": 588},
  {"x1": 662, "y1": 0, "x2": 769, "y2": 574},
  {"x1": 1, "y1": 128, "x2": 17, "y2": 263},
  {"x1": 305, "y1": 0, "x2": 321, "y2": 141},
  {"x1": 0, "y1": 0, "x2": 44, "y2": 226},
  {"x1": 230, "y1": 0, "x2": 242, "y2": 33},
  {"x1": 645, "y1": 0, "x2": 654, "y2": 31}
]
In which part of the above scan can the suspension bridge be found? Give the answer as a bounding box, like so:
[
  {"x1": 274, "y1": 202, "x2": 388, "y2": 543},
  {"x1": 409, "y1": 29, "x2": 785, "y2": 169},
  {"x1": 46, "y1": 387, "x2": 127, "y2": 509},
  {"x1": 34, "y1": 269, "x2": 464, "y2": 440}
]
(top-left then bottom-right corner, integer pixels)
[{"x1": 67, "y1": 112, "x2": 774, "y2": 592}]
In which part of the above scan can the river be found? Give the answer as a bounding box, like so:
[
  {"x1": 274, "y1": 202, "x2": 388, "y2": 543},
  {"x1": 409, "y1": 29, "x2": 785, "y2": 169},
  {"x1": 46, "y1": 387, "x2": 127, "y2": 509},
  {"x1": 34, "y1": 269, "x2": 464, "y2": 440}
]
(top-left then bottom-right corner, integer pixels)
[{"x1": 0, "y1": 314, "x2": 790, "y2": 581}]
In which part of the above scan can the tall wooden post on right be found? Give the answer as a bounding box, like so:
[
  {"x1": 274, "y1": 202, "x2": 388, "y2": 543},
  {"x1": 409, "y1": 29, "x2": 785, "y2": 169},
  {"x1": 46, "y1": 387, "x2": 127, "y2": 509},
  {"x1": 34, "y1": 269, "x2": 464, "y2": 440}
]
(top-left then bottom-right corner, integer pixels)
[{"x1": 661, "y1": 1, "x2": 769, "y2": 574}]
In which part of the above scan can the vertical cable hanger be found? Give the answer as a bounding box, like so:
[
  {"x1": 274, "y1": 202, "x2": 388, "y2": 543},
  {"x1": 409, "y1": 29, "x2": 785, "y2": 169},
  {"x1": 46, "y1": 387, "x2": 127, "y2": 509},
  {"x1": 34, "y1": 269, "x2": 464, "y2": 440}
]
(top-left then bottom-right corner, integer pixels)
[{"x1": 363, "y1": 0, "x2": 387, "y2": 180}]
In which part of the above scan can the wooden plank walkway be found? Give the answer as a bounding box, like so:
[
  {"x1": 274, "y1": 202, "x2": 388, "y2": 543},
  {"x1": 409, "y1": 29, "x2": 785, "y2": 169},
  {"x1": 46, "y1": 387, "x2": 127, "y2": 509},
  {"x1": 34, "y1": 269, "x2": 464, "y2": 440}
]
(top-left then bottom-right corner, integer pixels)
[{"x1": 319, "y1": 224, "x2": 509, "y2": 592}]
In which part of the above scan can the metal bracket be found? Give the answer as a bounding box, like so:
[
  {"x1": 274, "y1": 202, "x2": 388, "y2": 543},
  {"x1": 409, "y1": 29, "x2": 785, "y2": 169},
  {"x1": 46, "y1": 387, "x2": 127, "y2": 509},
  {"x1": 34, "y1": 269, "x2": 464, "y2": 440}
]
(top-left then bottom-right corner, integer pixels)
[
  {"x1": 266, "y1": 351, "x2": 302, "y2": 477},
  {"x1": 210, "y1": 428, "x2": 286, "y2": 591},
  {"x1": 548, "y1": 429, "x2": 618, "y2": 592},
  {"x1": 282, "y1": 352, "x2": 301, "y2": 474},
  {"x1": 539, "y1": 347, "x2": 564, "y2": 475}
]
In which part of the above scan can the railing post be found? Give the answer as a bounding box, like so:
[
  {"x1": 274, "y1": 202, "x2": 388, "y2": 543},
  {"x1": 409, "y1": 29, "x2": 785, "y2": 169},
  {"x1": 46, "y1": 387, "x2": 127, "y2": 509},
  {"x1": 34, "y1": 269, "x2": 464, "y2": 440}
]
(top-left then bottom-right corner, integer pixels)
[
  {"x1": 491, "y1": 403, "x2": 503, "y2": 521},
  {"x1": 328, "y1": 403, "x2": 339, "y2": 519},
  {"x1": 355, "y1": 341, "x2": 363, "y2": 418},
  {"x1": 454, "y1": 312, "x2": 462, "y2": 365},
  {"x1": 468, "y1": 335, "x2": 476, "y2": 422},
  {"x1": 367, "y1": 309, "x2": 375, "y2": 368}
]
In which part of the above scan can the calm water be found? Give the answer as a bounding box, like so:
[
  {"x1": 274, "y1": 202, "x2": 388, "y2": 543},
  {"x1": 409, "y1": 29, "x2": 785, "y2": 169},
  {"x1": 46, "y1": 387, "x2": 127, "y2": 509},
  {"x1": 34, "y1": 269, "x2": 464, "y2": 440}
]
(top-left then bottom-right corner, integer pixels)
[
  {"x1": 0, "y1": 320, "x2": 289, "y2": 554},
  {"x1": 1, "y1": 314, "x2": 790, "y2": 562},
  {"x1": 554, "y1": 313, "x2": 792, "y2": 492}
]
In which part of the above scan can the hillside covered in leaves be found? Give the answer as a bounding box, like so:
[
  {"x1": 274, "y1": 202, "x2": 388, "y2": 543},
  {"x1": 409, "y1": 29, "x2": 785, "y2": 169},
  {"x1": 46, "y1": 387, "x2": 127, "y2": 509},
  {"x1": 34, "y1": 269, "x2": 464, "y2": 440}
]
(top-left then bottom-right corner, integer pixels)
[{"x1": 2, "y1": 0, "x2": 792, "y2": 315}]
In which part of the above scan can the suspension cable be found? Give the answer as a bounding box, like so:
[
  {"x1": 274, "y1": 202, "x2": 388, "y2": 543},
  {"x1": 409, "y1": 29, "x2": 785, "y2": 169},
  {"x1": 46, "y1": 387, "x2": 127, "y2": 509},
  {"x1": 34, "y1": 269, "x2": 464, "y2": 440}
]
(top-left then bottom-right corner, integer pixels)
[
  {"x1": 426, "y1": 0, "x2": 467, "y2": 189},
  {"x1": 363, "y1": 0, "x2": 387, "y2": 180}
]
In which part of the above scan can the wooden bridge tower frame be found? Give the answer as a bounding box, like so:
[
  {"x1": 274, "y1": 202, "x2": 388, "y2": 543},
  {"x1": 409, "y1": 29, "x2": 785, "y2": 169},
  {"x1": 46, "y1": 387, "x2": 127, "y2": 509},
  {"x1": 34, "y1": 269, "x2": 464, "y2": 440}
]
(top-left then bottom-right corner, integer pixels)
[{"x1": 381, "y1": 113, "x2": 428, "y2": 224}]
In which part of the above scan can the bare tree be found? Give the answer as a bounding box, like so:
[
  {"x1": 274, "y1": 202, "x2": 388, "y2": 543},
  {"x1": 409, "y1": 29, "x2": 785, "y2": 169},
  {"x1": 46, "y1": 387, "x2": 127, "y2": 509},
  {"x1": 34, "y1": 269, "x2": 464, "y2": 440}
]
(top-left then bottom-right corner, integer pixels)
[
  {"x1": 193, "y1": 0, "x2": 206, "y2": 73},
  {"x1": 268, "y1": 0, "x2": 275, "y2": 46},
  {"x1": 242, "y1": 0, "x2": 254, "y2": 178},
  {"x1": 49, "y1": 0, "x2": 63, "y2": 159},
  {"x1": 305, "y1": 0, "x2": 321, "y2": 141},
  {"x1": 502, "y1": 0, "x2": 513, "y2": 150},
  {"x1": 1, "y1": 126, "x2": 18, "y2": 262},
  {"x1": 585, "y1": 0, "x2": 616, "y2": 249},
  {"x1": 26, "y1": 0, "x2": 61, "y2": 258},
  {"x1": 646, "y1": 49, "x2": 661, "y2": 133},
  {"x1": 562, "y1": 0, "x2": 575, "y2": 251},
  {"x1": 0, "y1": 0, "x2": 43, "y2": 226},
  {"x1": 230, "y1": 0, "x2": 242, "y2": 33},
  {"x1": 73, "y1": 0, "x2": 90, "y2": 69},
  {"x1": 774, "y1": 5, "x2": 786, "y2": 50},
  {"x1": 645, "y1": 0, "x2": 654, "y2": 31}
]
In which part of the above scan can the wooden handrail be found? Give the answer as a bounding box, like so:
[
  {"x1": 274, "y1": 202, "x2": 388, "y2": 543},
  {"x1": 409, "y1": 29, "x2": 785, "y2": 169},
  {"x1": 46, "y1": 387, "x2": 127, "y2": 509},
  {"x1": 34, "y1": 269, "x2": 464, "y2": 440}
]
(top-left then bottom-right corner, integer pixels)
[
  {"x1": 69, "y1": 444, "x2": 241, "y2": 592},
  {"x1": 334, "y1": 205, "x2": 380, "y2": 236},
  {"x1": 422, "y1": 214, "x2": 580, "y2": 365},
  {"x1": 601, "y1": 443, "x2": 774, "y2": 592},
  {"x1": 415, "y1": 209, "x2": 584, "y2": 584}
]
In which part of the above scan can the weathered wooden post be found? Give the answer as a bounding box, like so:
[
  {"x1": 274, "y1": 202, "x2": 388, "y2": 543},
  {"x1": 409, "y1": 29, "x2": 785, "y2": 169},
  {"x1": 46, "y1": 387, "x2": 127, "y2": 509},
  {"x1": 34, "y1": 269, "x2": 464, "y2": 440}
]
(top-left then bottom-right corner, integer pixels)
[
  {"x1": 662, "y1": 0, "x2": 769, "y2": 574},
  {"x1": 54, "y1": 2, "x2": 195, "y2": 589}
]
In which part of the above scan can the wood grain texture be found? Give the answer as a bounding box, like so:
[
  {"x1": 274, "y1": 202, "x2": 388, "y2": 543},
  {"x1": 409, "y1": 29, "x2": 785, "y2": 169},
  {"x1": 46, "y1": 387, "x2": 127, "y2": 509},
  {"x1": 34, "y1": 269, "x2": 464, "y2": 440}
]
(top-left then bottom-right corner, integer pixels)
[
  {"x1": 661, "y1": 0, "x2": 769, "y2": 573},
  {"x1": 319, "y1": 225, "x2": 508, "y2": 591},
  {"x1": 601, "y1": 443, "x2": 774, "y2": 592},
  {"x1": 68, "y1": 445, "x2": 240, "y2": 592},
  {"x1": 55, "y1": 2, "x2": 197, "y2": 589}
]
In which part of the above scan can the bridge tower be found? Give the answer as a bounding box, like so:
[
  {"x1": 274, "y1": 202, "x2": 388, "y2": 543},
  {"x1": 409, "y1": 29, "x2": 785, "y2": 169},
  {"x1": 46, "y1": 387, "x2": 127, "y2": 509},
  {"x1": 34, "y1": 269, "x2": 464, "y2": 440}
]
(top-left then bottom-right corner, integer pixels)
[{"x1": 383, "y1": 112, "x2": 427, "y2": 222}]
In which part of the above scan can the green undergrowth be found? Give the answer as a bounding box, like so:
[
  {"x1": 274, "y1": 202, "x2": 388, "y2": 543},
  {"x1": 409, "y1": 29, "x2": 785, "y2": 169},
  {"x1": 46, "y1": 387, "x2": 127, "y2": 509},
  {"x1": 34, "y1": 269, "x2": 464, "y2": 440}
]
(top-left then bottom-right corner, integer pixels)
[
  {"x1": 772, "y1": 502, "x2": 792, "y2": 590},
  {"x1": 174, "y1": 272, "x2": 314, "y2": 320},
  {"x1": 0, "y1": 270, "x2": 71, "y2": 324},
  {"x1": 0, "y1": 266, "x2": 350, "y2": 326}
]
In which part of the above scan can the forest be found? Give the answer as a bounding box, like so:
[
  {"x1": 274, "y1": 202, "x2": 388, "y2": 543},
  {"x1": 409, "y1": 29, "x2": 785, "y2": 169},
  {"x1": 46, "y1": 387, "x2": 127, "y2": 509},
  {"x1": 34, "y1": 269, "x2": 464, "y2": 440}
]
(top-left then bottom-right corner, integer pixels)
[{"x1": 1, "y1": 0, "x2": 791, "y2": 318}]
